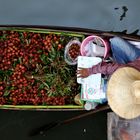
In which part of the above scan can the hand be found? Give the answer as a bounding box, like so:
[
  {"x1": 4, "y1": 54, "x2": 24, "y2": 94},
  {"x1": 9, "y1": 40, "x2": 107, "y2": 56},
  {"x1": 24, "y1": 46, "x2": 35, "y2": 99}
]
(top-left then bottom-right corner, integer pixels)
[{"x1": 77, "y1": 68, "x2": 90, "y2": 78}]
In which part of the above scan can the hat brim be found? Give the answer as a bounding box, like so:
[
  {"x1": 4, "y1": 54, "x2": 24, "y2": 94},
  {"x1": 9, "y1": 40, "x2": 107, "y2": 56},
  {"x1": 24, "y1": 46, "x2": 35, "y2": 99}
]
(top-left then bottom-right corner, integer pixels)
[{"x1": 107, "y1": 67, "x2": 140, "y2": 119}]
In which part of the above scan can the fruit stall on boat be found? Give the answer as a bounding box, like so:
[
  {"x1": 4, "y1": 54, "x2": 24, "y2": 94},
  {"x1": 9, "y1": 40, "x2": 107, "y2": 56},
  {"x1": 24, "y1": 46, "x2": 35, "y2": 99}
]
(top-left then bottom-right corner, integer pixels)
[{"x1": 0, "y1": 25, "x2": 140, "y2": 111}]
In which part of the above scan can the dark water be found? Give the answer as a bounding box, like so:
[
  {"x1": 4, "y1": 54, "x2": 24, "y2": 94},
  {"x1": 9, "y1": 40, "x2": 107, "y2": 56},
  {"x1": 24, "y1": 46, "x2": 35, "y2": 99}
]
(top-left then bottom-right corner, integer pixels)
[
  {"x1": 0, "y1": 109, "x2": 109, "y2": 140},
  {"x1": 0, "y1": 0, "x2": 140, "y2": 34},
  {"x1": 0, "y1": 0, "x2": 140, "y2": 140}
]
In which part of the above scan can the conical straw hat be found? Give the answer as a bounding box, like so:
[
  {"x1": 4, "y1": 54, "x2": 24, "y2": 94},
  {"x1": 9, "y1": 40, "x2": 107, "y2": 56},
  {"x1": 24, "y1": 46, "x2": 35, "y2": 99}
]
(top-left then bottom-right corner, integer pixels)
[{"x1": 107, "y1": 67, "x2": 140, "y2": 119}]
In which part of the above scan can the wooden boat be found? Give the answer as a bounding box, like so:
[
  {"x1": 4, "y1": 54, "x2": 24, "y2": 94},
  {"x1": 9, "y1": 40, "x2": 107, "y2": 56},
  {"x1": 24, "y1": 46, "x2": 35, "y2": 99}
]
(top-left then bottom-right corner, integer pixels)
[{"x1": 0, "y1": 25, "x2": 140, "y2": 111}]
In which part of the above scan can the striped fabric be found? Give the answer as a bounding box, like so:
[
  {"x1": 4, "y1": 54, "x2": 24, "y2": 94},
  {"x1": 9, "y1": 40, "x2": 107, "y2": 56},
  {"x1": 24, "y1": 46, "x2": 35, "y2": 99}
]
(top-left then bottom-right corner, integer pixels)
[{"x1": 88, "y1": 57, "x2": 140, "y2": 76}]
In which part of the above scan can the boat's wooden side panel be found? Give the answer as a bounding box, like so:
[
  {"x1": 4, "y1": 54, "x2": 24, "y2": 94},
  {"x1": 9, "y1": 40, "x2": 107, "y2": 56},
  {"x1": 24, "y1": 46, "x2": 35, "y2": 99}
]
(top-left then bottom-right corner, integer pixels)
[{"x1": 0, "y1": 25, "x2": 140, "y2": 41}]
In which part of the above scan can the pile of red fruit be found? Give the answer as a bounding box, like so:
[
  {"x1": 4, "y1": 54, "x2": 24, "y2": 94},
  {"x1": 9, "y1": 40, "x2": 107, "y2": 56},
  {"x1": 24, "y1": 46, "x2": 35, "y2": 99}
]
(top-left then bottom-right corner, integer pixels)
[
  {"x1": 0, "y1": 30, "x2": 79, "y2": 105},
  {"x1": 68, "y1": 43, "x2": 80, "y2": 59}
]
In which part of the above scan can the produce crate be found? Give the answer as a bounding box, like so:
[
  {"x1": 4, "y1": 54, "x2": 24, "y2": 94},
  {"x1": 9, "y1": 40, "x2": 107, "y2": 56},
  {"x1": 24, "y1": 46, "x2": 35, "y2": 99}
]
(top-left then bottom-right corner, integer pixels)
[{"x1": 0, "y1": 27, "x2": 85, "y2": 110}]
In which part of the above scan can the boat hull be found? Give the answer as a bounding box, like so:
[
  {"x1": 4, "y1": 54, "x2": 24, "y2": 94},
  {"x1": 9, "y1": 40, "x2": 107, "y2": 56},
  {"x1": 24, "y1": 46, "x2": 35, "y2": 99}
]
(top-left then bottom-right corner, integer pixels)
[{"x1": 0, "y1": 25, "x2": 139, "y2": 111}]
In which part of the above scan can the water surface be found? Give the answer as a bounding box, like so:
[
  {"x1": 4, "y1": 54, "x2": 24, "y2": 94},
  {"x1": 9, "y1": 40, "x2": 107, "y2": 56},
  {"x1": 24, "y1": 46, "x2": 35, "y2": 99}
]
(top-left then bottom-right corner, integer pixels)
[{"x1": 0, "y1": 0, "x2": 140, "y2": 34}]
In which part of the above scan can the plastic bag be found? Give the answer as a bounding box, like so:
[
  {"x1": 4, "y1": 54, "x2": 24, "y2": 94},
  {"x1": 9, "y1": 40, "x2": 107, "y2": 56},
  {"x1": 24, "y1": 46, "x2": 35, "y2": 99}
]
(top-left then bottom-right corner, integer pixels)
[
  {"x1": 64, "y1": 38, "x2": 81, "y2": 65},
  {"x1": 108, "y1": 112, "x2": 140, "y2": 140},
  {"x1": 82, "y1": 41, "x2": 105, "y2": 57},
  {"x1": 128, "y1": 40, "x2": 140, "y2": 49}
]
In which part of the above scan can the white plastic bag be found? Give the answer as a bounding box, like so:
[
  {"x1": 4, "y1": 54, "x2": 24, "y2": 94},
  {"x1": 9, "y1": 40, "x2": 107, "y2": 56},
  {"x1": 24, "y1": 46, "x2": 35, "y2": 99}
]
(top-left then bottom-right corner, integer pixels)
[
  {"x1": 64, "y1": 39, "x2": 81, "y2": 65},
  {"x1": 83, "y1": 41, "x2": 105, "y2": 57}
]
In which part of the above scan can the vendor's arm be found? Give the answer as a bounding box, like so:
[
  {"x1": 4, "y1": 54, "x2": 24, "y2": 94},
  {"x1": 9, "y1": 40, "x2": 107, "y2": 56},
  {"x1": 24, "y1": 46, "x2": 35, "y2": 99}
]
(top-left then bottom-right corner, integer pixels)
[
  {"x1": 77, "y1": 57, "x2": 140, "y2": 78},
  {"x1": 77, "y1": 62, "x2": 123, "y2": 78},
  {"x1": 88, "y1": 62, "x2": 123, "y2": 75},
  {"x1": 89, "y1": 57, "x2": 140, "y2": 75}
]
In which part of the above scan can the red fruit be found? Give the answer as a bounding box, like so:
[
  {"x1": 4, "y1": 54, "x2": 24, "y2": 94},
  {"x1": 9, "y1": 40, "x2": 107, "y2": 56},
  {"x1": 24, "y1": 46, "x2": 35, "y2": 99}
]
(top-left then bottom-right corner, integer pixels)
[
  {"x1": 0, "y1": 86, "x2": 4, "y2": 91},
  {"x1": 0, "y1": 92, "x2": 3, "y2": 96}
]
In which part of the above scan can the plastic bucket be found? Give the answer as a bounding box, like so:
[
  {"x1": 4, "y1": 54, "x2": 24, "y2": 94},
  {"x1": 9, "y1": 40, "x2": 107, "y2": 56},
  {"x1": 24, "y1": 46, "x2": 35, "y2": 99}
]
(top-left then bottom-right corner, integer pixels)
[{"x1": 80, "y1": 35, "x2": 110, "y2": 59}]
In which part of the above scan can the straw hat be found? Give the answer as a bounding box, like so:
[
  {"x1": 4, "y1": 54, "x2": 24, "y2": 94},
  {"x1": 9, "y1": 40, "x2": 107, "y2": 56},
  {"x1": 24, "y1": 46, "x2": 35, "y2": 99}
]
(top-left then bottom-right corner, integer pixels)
[{"x1": 107, "y1": 67, "x2": 140, "y2": 119}]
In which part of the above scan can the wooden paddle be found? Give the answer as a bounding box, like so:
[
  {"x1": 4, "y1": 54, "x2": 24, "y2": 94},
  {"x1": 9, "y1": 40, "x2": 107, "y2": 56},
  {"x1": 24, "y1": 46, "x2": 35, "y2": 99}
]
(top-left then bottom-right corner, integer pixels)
[{"x1": 29, "y1": 105, "x2": 110, "y2": 136}]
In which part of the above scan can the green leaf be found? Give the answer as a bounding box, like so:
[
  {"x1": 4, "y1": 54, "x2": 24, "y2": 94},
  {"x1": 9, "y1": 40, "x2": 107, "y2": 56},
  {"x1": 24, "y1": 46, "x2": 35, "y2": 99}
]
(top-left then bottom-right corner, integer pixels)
[
  {"x1": 0, "y1": 34, "x2": 7, "y2": 40},
  {"x1": 41, "y1": 81, "x2": 49, "y2": 88},
  {"x1": 0, "y1": 70, "x2": 13, "y2": 76},
  {"x1": 13, "y1": 58, "x2": 22, "y2": 67},
  {"x1": 0, "y1": 70, "x2": 4, "y2": 75},
  {"x1": 42, "y1": 102, "x2": 47, "y2": 106},
  {"x1": 63, "y1": 67, "x2": 70, "y2": 72},
  {"x1": 26, "y1": 39, "x2": 31, "y2": 45},
  {"x1": 49, "y1": 47, "x2": 56, "y2": 59},
  {"x1": 4, "y1": 90, "x2": 10, "y2": 96},
  {"x1": 48, "y1": 92, "x2": 53, "y2": 97},
  {"x1": 19, "y1": 57, "x2": 22, "y2": 64},
  {"x1": 38, "y1": 79, "x2": 49, "y2": 89},
  {"x1": 13, "y1": 61, "x2": 17, "y2": 68},
  {"x1": 38, "y1": 93, "x2": 41, "y2": 97},
  {"x1": 37, "y1": 50, "x2": 43, "y2": 53},
  {"x1": 0, "y1": 70, "x2": 13, "y2": 81},
  {"x1": 40, "y1": 54, "x2": 48, "y2": 63},
  {"x1": 47, "y1": 58, "x2": 53, "y2": 63},
  {"x1": 10, "y1": 86, "x2": 16, "y2": 90},
  {"x1": 5, "y1": 70, "x2": 13, "y2": 76},
  {"x1": 39, "y1": 83, "x2": 45, "y2": 89},
  {"x1": 19, "y1": 32, "x2": 24, "y2": 43}
]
